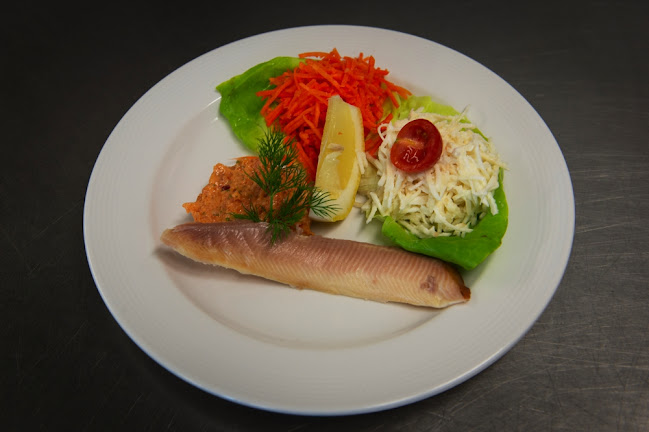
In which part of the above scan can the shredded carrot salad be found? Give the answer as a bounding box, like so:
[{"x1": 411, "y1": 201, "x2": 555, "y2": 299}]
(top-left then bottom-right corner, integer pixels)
[{"x1": 256, "y1": 48, "x2": 411, "y2": 180}]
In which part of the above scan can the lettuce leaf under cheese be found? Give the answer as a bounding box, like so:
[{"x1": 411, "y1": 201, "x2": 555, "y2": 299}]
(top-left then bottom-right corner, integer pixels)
[
  {"x1": 379, "y1": 95, "x2": 508, "y2": 270},
  {"x1": 216, "y1": 56, "x2": 303, "y2": 152},
  {"x1": 381, "y1": 168, "x2": 507, "y2": 270}
]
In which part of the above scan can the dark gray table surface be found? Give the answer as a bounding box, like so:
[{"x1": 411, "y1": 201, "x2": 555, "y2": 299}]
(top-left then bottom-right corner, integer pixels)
[{"x1": 4, "y1": 1, "x2": 648, "y2": 430}]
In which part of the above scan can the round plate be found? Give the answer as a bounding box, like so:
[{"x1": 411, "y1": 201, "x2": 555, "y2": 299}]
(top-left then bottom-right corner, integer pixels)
[{"x1": 84, "y1": 25, "x2": 574, "y2": 415}]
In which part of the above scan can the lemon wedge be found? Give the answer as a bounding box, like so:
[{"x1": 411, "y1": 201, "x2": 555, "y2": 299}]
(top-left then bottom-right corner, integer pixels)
[{"x1": 310, "y1": 95, "x2": 364, "y2": 222}]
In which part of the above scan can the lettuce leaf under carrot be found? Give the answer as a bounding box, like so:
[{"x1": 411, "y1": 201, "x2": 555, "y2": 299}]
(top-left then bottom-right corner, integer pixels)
[{"x1": 216, "y1": 56, "x2": 304, "y2": 152}]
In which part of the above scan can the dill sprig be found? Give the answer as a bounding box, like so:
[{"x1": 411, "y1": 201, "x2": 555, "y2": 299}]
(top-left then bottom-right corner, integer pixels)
[{"x1": 234, "y1": 127, "x2": 338, "y2": 243}]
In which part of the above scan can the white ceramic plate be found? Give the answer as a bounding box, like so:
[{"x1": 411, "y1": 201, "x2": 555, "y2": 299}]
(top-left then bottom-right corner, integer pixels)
[{"x1": 84, "y1": 25, "x2": 574, "y2": 415}]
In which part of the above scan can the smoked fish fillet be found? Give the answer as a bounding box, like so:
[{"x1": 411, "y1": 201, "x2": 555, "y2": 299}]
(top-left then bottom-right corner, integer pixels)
[{"x1": 160, "y1": 221, "x2": 470, "y2": 308}]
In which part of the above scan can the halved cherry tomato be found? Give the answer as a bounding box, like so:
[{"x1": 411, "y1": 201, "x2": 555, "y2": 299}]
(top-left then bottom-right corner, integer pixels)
[{"x1": 390, "y1": 119, "x2": 442, "y2": 173}]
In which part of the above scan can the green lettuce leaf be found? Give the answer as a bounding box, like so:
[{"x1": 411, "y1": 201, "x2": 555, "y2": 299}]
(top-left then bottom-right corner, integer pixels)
[
  {"x1": 216, "y1": 56, "x2": 303, "y2": 152},
  {"x1": 390, "y1": 94, "x2": 462, "y2": 119},
  {"x1": 381, "y1": 168, "x2": 507, "y2": 270},
  {"x1": 378, "y1": 95, "x2": 508, "y2": 270}
]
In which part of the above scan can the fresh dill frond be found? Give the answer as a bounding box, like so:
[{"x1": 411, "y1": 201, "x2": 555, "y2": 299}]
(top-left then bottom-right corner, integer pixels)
[
  {"x1": 309, "y1": 188, "x2": 339, "y2": 220},
  {"x1": 232, "y1": 203, "x2": 262, "y2": 223},
  {"x1": 235, "y1": 127, "x2": 339, "y2": 243}
]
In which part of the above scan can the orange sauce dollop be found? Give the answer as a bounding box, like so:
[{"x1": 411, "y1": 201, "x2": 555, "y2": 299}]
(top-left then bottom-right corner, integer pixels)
[{"x1": 183, "y1": 157, "x2": 312, "y2": 235}]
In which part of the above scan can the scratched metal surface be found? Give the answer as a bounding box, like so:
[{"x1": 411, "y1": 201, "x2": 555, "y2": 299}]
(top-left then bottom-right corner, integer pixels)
[{"x1": 3, "y1": 1, "x2": 648, "y2": 431}]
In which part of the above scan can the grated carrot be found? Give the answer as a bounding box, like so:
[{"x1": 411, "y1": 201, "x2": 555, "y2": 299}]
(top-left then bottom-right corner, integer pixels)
[{"x1": 256, "y1": 48, "x2": 411, "y2": 180}]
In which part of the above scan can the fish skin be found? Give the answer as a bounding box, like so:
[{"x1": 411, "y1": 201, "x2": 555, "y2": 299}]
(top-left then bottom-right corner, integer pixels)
[{"x1": 160, "y1": 221, "x2": 470, "y2": 308}]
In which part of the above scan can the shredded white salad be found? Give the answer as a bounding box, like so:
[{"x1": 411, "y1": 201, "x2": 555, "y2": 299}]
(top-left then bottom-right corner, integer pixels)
[{"x1": 358, "y1": 108, "x2": 507, "y2": 238}]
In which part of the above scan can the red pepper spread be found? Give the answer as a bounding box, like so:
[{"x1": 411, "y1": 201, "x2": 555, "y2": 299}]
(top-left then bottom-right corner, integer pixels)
[{"x1": 183, "y1": 157, "x2": 312, "y2": 235}]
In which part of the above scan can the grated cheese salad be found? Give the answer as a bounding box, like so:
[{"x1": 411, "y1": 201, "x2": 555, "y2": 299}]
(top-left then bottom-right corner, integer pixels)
[{"x1": 359, "y1": 107, "x2": 507, "y2": 239}]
